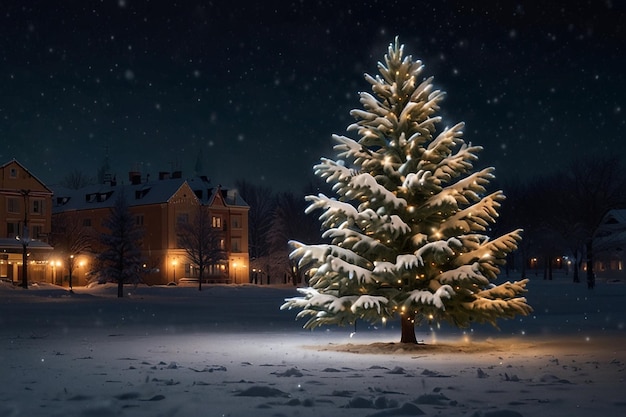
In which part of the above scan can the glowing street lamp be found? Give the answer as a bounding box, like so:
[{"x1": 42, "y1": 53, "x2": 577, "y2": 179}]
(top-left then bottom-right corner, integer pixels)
[
  {"x1": 68, "y1": 254, "x2": 76, "y2": 292},
  {"x1": 172, "y1": 259, "x2": 177, "y2": 283}
]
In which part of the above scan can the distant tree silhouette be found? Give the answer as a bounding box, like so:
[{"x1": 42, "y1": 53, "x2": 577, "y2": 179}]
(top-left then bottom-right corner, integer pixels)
[
  {"x1": 268, "y1": 189, "x2": 322, "y2": 285},
  {"x1": 235, "y1": 180, "x2": 275, "y2": 281},
  {"x1": 564, "y1": 156, "x2": 626, "y2": 288},
  {"x1": 61, "y1": 169, "x2": 94, "y2": 189}
]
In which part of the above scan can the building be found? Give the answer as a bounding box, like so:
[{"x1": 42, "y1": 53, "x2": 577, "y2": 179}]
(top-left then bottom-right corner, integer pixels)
[
  {"x1": 592, "y1": 209, "x2": 626, "y2": 281},
  {"x1": 0, "y1": 159, "x2": 54, "y2": 283},
  {"x1": 52, "y1": 171, "x2": 249, "y2": 286}
]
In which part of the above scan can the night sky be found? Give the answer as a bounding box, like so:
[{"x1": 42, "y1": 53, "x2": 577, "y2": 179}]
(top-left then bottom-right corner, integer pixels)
[{"x1": 1, "y1": 1, "x2": 624, "y2": 192}]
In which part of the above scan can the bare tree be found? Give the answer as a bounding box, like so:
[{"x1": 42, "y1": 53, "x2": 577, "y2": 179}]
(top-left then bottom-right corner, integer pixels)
[
  {"x1": 565, "y1": 156, "x2": 626, "y2": 288},
  {"x1": 235, "y1": 180, "x2": 275, "y2": 279},
  {"x1": 268, "y1": 190, "x2": 322, "y2": 285},
  {"x1": 61, "y1": 169, "x2": 94, "y2": 189},
  {"x1": 177, "y1": 204, "x2": 227, "y2": 291},
  {"x1": 50, "y1": 212, "x2": 94, "y2": 291}
]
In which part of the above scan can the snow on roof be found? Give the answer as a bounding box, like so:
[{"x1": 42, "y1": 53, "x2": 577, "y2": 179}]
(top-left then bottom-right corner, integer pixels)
[{"x1": 51, "y1": 176, "x2": 248, "y2": 213}]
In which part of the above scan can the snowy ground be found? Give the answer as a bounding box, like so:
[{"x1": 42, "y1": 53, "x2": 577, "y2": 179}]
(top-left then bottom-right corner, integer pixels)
[{"x1": 1, "y1": 272, "x2": 625, "y2": 417}]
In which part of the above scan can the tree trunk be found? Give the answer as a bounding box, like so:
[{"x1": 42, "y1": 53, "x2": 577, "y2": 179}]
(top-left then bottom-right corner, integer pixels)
[
  {"x1": 400, "y1": 313, "x2": 418, "y2": 344},
  {"x1": 586, "y1": 239, "x2": 595, "y2": 289},
  {"x1": 117, "y1": 279, "x2": 123, "y2": 298},
  {"x1": 573, "y1": 255, "x2": 580, "y2": 283}
]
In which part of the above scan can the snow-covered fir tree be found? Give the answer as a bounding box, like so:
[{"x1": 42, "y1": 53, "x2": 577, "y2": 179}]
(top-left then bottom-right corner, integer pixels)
[
  {"x1": 282, "y1": 38, "x2": 532, "y2": 343},
  {"x1": 92, "y1": 191, "x2": 144, "y2": 298}
]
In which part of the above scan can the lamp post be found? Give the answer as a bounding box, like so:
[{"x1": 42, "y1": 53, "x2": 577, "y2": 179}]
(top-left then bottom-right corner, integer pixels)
[
  {"x1": 233, "y1": 262, "x2": 238, "y2": 283},
  {"x1": 17, "y1": 189, "x2": 31, "y2": 289},
  {"x1": 172, "y1": 259, "x2": 177, "y2": 284},
  {"x1": 68, "y1": 254, "x2": 75, "y2": 292}
]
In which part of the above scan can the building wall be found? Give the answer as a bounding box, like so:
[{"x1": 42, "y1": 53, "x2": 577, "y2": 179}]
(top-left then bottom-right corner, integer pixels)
[
  {"x1": 51, "y1": 180, "x2": 250, "y2": 286},
  {"x1": 0, "y1": 160, "x2": 53, "y2": 284}
]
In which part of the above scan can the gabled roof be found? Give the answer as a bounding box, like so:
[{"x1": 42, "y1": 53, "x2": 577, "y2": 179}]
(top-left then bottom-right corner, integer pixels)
[
  {"x1": 594, "y1": 209, "x2": 626, "y2": 252},
  {"x1": 1, "y1": 159, "x2": 53, "y2": 195},
  {"x1": 186, "y1": 176, "x2": 249, "y2": 208},
  {"x1": 51, "y1": 178, "x2": 194, "y2": 212},
  {"x1": 51, "y1": 176, "x2": 249, "y2": 213}
]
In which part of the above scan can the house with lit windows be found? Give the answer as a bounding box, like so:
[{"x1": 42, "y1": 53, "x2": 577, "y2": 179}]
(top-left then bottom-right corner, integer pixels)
[
  {"x1": 592, "y1": 209, "x2": 626, "y2": 281},
  {"x1": 0, "y1": 159, "x2": 54, "y2": 283},
  {"x1": 52, "y1": 171, "x2": 249, "y2": 286}
]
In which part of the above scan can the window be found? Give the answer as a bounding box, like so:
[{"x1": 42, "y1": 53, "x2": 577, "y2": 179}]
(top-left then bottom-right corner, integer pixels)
[
  {"x1": 135, "y1": 214, "x2": 144, "y2": 226},
  {"x1": 32, "y1": 199, "x2": 44, "y2": 215},
  {"x1": 82, "y1": 218, "x2": 92, "y2": 227},
  {"x1": 231, "y1": 215, "x2": 242, "y2": 229},
  {"x1": 177, "y1": 213, "x2": 189, "y2": 225},
  {"x1": 9, "y1": 168, "x2": 17, "y2": 178},
  {"x1": 219, "y1": 238, "x2": 225, "y2": 250},
  {"x1": 212, "y1": 216, "x2": 222, "y2": 229},
  {"x1": 7, "y1": 198, "x2": 19, "y2": 213},
  {"x1": 6, "y1": 222, "x2": 19, "y2": 238},
  {"x1": 31, "y1": 225, "x2": 42, "y2": 239},
  {"x1": 231, "y1": 238, "x2": 241, "y2": 253}
]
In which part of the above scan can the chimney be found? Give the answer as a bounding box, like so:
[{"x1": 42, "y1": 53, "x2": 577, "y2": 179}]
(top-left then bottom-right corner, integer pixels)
[
  {"x1": 159, "y1": 171, "x2": 170, "y2": 180},
  {"x1": 129, "y1": 171, "x2": 141, "y2": 185}
]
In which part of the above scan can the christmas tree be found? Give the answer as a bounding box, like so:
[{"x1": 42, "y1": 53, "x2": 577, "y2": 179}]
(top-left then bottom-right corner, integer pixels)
[{"x1": 281, "y1": 38, "x2": 532, "y2": 343}]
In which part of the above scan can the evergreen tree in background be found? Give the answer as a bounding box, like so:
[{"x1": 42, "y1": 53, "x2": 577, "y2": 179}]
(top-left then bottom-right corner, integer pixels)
[
  {"x1": 93, "y1": 191, "x2": 144, "y2": 298},
  {"x1": 282, "y1": 38, "x2": 532, "y2": 343}
]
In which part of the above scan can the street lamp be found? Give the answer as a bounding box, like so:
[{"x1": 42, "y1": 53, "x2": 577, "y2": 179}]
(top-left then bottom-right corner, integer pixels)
[
  {"x1": 172, "y1": 259, "x2": 177, "y2": 283},
  {"x1": 17, "y1": 189, "x2": 31, "y2": 288},
  {"x1": 68, "y1": 254, "x2": 75, "y2": 292}
]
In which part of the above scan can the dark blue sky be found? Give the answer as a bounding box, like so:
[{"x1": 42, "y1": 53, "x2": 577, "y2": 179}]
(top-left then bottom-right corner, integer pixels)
[{"x1": 1, "y1": 1, "x2": 624, "y2": 191}]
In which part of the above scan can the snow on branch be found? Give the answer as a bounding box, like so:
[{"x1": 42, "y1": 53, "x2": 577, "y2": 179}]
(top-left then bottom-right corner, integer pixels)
[
  {"x1": 333, "y1": 134, "x2": 381, "y2": 163},
  {"x1": 438, "y1": 263, "x2": 490, "y2": 286},
  {"x1": 434, "y1": 142, "x2": 482, "y2": 182},
  {"x1": 336, "y1": 173, "x2": 407, "y2": 211},
  {"x1": 314, "y1": 158, "x2": 356, "y2": 184},
  {"x1": 402, "y1": 170, "x2": 442, "y2": 195},
  {"x1": 415, "y1": 238, "x2": 463, "y2": 262},
  {"x1": 289, "y1": 241, "x2": 372, "y2": 272},
  {"x1": 322, "y1": 228, "x2": 393, "y2": 259},
  {"x1": 439, "y1": 191, "x2": 506, "y2": 234},
  {"x1": 453, "y1": 230, "x2": 523, "y2": 279},
  {"x1": 477, "y1": 279, "x2": 529, "y2": 300},
  {"x1": 317, "y1": 254, "x2": 375, "y2": 284},
  {"x1": 422, "y1": 122, "x2": 465, "y2": 164},
  {"x1": 305, "y1": 194, "x2": 358, "y2": 228},
  {"x1": 304, "y1": 194, "x2": 410, "y2": 241},
  {"x1": 350, "y1": 295, "x2": 389, "y2": 314},
  {"x1": 405, "y1": 285, "x2": 455, "y2": 309},
  {"x1": 445, "y1": 168, "x2": 496, "y2": 203},
  {"x1": 354, "y1": 91, "x2": 390, "y2": 118},
  {"x1": 461, "y1": 294, "x2": 532, "y2": 325}
]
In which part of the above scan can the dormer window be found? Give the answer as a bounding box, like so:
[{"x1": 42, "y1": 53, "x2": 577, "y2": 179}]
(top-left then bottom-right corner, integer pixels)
[{"x1": 135, "y1": 187, "x2": 151, "y2": 199}]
